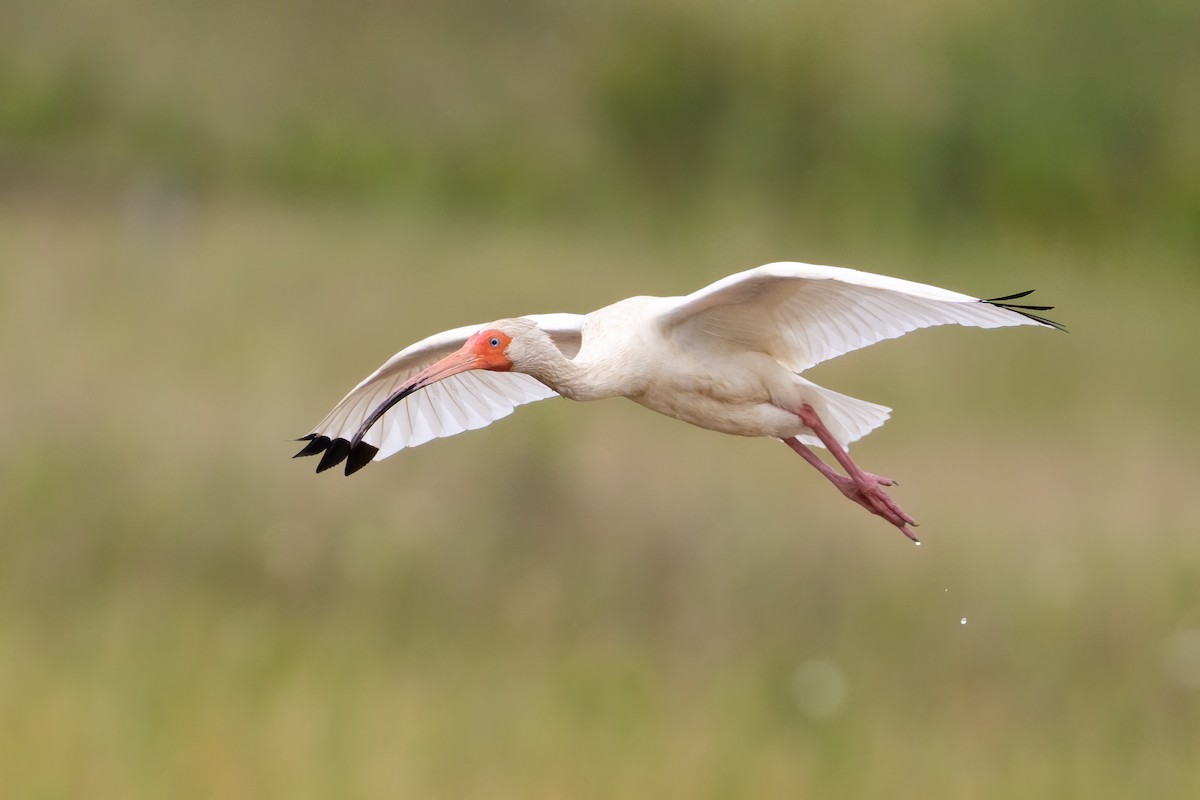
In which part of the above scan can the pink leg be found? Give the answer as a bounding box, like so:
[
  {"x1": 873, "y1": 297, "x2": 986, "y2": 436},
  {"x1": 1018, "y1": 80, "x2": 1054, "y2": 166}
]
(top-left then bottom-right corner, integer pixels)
[{"x1": 782, "y1": 404, "x2": 920, "y2": 543}]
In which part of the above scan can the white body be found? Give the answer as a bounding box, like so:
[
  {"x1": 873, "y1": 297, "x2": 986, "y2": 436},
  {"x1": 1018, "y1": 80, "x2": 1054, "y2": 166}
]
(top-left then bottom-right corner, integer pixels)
[{"x1": 560, "y1": 295, "x2": 876, "y2": 446}]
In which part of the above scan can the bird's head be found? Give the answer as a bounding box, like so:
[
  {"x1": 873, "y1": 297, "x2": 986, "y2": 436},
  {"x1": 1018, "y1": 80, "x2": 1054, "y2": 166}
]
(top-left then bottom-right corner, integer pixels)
[
  {"x1": 458, "y1": 317, "x2": 557, "y2": 371},
  {"x1": 460, "y1": 327, "x2": 517, "y2": 371},
  {"x1": 349, "y1": 319, "x2": 546, "y2": 446}
]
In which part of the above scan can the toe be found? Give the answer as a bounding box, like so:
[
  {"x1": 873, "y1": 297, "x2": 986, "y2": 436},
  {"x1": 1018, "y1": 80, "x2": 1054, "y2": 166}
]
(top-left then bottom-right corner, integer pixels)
[{"x1": 861, "y1": 485, "x2": 920, "y2": 535}]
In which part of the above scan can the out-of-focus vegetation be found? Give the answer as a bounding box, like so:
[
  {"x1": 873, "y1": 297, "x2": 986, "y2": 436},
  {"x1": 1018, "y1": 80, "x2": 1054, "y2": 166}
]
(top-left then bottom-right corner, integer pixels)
[
  {"x1": 2, "y1": 0, "x2": 1198, "y2": 797},
  {"x1": 3, "y1": 0, "x2": 1197, "y2": 241}
]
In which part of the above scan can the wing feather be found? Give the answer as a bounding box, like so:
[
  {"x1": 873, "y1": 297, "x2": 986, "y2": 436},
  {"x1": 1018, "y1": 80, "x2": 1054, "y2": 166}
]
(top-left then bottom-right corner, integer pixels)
[
  {"x1": 297, "y1": 314, "x2": 583, "y2": 473},
  {"x1": 657, "y1": 262, "x2": 1060, "y2": 372}
]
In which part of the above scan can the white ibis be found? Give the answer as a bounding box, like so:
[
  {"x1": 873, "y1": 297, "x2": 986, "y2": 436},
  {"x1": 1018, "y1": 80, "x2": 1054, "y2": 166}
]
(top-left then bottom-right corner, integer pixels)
[{"x1": 295, "y1": 262, "x2": 1062, "y2": 542}]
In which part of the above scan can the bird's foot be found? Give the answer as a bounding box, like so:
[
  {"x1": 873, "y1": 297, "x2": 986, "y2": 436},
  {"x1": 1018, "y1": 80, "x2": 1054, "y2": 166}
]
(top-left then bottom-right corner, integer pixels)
[
  {"x1": 828, "y1": 472, "x2": 920, "y2": 543},
  {"x1": 862, "y1": 470, "x2": 897, "y2": 487},
  {"x1": 783, "y1": 407, "x2": 921, "y2": 543}
]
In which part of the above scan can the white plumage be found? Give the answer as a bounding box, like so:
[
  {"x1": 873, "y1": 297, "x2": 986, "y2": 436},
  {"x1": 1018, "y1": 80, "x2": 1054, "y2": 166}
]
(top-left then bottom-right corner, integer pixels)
[{"x1": 296, "y1": 262, "x2": 1061, "y2": 541}]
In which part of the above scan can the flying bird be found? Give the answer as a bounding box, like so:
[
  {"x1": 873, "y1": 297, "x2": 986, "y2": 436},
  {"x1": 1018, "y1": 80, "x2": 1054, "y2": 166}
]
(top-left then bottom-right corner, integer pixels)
[{"x1": 294, "y1": 262, "x2": 1062, "y2": 542}]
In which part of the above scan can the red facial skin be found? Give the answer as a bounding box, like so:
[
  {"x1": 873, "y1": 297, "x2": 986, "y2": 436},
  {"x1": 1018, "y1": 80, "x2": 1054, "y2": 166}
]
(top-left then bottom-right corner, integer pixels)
[{"x1": 464, "y1": 329, "x2": 514, "y2": 371}]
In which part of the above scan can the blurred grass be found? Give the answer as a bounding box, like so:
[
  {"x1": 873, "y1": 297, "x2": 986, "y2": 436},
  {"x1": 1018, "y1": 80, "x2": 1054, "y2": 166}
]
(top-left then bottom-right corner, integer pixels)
[
  {"x1": 2, "y1": 0, "x2": 1200, "y2": 797},
  {"x1": 2, "y1": 0, "x2": 1197, "y2": 238}
]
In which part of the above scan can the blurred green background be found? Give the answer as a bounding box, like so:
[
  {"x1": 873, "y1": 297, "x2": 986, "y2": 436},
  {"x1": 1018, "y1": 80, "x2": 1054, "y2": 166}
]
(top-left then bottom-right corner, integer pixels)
[{"x1": 2, "y1": 0, "x2": 1198, "y2": 797}]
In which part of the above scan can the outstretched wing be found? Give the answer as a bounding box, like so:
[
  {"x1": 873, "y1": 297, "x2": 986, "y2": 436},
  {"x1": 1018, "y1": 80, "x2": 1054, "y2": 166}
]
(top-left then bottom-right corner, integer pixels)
[
  {"x1": 656, "y1": 262, "x2": 1062, "y2": 373},
  {"x1": 295, "y1": 313, "x2": 584, "y2": 475}
]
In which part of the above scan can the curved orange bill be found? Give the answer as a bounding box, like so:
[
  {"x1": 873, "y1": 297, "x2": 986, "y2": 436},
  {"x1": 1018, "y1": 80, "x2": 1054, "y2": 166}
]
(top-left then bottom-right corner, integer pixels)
[{"x1": 349, "y1": 346, "x2": 480, "y2": 448}]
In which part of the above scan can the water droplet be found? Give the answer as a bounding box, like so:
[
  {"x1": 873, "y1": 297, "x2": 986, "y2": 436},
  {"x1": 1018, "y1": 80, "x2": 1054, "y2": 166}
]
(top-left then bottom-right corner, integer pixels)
[{"x1": 960, "y1": 617, "x2": 968, "y2": 625}]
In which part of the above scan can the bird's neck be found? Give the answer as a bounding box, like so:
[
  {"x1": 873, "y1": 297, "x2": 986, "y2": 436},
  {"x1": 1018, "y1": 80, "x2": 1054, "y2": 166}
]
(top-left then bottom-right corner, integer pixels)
[
  {"x1": 517, "y1": 345, "x2": 625, "y2": 402},
  {"x1": 523, "y1": 354, "x2": 595, "y2": 401},
  {"x1": 511, "y1": 327, "x2": 637, "y2": 402}
]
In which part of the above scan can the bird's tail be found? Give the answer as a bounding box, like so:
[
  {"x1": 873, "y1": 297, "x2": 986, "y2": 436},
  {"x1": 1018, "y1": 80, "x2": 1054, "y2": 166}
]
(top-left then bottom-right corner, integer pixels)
[{"x1": 792, "y1": 378, "x2": 892, "y2": 450}]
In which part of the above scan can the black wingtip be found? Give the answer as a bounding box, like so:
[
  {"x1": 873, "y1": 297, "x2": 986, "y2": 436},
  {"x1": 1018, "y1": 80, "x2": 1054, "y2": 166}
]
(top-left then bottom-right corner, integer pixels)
[
  {"x1": 985, "y1": 289, "x2": 1036, "y2": 303},
  {"x1": 293, "y1": 435, "x2": 331, "y2": 458},
  {"x1": 982, "y1": 290, "x2": 1068, "y2": 333},
  {"x1": 344, "y1": 442, "x2": 379, "y2": 476},
  {"x1": 316, "y1": 438, "x2": 352, "y2": 473}
]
